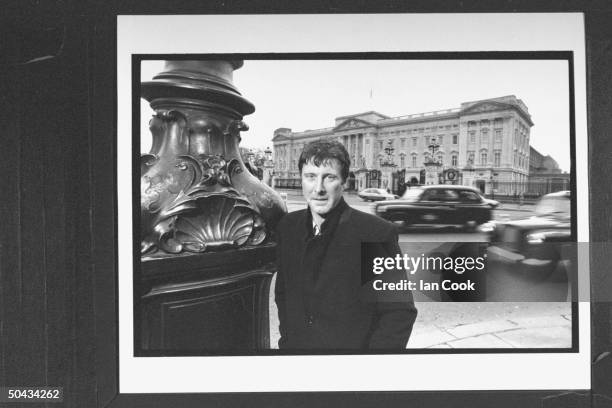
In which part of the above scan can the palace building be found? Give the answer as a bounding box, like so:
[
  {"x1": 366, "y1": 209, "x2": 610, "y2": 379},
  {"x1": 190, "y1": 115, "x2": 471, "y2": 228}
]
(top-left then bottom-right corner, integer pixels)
[
  {"x1": 527, "y1": 146, "x2": 570, "y2": 197},
  {"x1": 272, "y1": 95, "x2": 535, "y2": 196}
]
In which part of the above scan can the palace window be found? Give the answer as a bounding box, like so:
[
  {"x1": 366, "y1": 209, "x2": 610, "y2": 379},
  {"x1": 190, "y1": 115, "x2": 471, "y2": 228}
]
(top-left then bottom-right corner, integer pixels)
[
  {"x1": 480, "y1": 151, "x2": 488, "y2": 166},
  {"x1": 412, "y1": 154, "x2": 417, "y2": 168},
  {"x1": 494, "y1": 151, "x2": 501, "y2": 167},
  {"x1": 400, "y1": 154, "x2": 405, "y2": 168},
  {"x1": 469, "y1": 131, "x2": 476, "y2": 143},
  {"x1": 401, "y1": 138, "x2": 406, "y2": 148},
  {"x1": 438, "y1": 135, "x2": 444, "y2": 144},
  {"x1": 452, "y1": 154, "x2": 458, "y2": 166},
  {"x1": 468, "y1": 151, "x2": 475, "y2": 165},
  {"x1": 480, "y1": 129, "x2": 489, "y2": 144},
  {"x1": 452, "y1": 134, "x2": 458, "y2": 144},
  {"x1": 495, "y1": 129, "x2": 502, "y2": 143},
  {"x1": 413, "y1": 137, "x2": 417, "y2": 147}
]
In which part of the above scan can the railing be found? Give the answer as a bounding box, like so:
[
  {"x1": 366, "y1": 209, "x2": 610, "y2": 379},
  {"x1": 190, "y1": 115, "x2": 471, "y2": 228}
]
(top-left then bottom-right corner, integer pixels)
[
  {"x1": 486, "y1": 180, "x2": 570, "y2": 199},
  {"x1": 291, "y1": 127, "x2": 335, "y2": 137},
  {"x1": 274, "y1": 178, "x2": 302, "y2": 189},
  {"x1": 382, "y1": 108, "x2": 461, "y2": 122}
]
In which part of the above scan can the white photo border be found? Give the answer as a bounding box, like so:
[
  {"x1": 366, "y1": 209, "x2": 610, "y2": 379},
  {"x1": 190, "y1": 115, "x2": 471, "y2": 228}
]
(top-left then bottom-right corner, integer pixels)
[{"x1": 117, "y1": 13, "x2": 589, "y2": 392}]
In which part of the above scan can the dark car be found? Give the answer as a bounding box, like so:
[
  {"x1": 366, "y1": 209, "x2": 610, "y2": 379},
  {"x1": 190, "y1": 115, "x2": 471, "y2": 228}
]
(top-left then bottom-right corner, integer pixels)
[
  {"x1": 482, "y1": 190, "x2": 572, "y2": 282},
  {"x1": 373, "y1": 185, "x2": 495, "y2": 230},
  {"x1": 358, "y1": 188, "x2": 398, "y2": 202}
]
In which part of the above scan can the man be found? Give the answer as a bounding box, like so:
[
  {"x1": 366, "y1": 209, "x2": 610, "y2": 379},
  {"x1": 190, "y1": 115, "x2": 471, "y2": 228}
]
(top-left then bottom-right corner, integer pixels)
[{"x1": 274, "y1": 140, "x2": 417, "y2": 350}]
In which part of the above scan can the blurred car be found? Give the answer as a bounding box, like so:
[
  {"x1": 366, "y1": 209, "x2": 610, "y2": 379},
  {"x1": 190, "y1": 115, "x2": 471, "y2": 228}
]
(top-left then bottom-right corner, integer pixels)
[
  {"x1": 358, "y1": 188, "x2": 398, "y2": 201},
  {"x1": 482, "y1": 190, "x2": 572, "y2": 281},
  {"x1": 372, "y1": 185, "x2": 494, "y2": 230},
  {"x1": 483, "y1": 197, "x2": 500, "y2": 209}
]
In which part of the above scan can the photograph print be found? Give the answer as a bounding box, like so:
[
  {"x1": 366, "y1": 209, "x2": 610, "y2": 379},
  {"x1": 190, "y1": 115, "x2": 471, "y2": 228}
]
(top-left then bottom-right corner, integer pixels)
[{"x1": 136, "y1": 55, "x2": 577, "y2": 356}]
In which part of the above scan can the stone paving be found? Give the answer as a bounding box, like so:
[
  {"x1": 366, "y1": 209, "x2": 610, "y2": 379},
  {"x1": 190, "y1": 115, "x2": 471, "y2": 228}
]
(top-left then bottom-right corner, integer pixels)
[{"x1": 406, "y1": 309, "x2": 572, "y2": 349}]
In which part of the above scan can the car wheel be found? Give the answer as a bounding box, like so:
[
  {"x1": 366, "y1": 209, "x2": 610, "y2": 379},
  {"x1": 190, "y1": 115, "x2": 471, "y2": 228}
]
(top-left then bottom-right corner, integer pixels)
[{"x1": 464, "y1": 220, "x2": 477, "y2": 232}]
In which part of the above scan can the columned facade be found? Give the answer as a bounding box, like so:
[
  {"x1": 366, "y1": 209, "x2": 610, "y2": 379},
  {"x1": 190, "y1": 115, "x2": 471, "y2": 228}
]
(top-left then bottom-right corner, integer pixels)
[{"x1": 272, "y1": 96, "x2": 535, "y2": 196}]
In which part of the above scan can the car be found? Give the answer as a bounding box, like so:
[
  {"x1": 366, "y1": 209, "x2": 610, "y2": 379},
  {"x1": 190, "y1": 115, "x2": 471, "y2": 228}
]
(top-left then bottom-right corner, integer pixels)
[
  {"x1": 483, "y1": 197, "x2": 500, "y2": 209},
  {"x1": 358, "y1": 188, "x2": 398, "y2": 202},
  {"x1": 482, "y1": 190, "x2": 572, "y2": 282},
  {"x1": 372, "y1": 185, "x2": 494, "y2": 230}
]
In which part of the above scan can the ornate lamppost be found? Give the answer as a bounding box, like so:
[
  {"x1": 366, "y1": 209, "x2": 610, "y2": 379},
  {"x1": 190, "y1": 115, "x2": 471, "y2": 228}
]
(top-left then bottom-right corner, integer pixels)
[
  {"x1": 423, "y1": 136, "x2": 442, "y2": 185},
  {"x1": 262, "y1": 146, "x2": 275, "y2": 187},
  {"x1": 139, "y1": 60, "x2": 286, "y2": 352},
  {"x1": 378, "y1": 140, "x2": 397, "y2": 191}
]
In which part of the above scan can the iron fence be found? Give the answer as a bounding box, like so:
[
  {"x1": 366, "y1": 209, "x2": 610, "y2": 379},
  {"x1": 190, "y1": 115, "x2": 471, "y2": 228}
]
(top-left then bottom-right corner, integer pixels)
[{"x1": 489, "y1": 180, "x2": 570, "y2": 199}]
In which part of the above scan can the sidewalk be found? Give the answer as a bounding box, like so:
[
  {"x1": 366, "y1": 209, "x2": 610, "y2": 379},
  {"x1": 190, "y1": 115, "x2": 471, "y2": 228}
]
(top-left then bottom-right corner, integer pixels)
[
  {"x1": 269, "y1": 301, "x2": 572, "y2": 350},
  {"x1": 407, "y1": 306, "x2": 572, "y2": 349}
]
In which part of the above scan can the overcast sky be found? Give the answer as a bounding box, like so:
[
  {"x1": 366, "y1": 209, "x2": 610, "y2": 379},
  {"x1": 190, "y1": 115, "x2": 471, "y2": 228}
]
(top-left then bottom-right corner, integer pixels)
[{"x1": 141, "y1": 59, "x2": 571, "y2": 172}]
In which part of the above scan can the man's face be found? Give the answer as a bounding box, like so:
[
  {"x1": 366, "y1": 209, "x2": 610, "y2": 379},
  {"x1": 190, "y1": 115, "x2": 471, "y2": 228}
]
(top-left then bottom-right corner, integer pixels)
[{"x1": 301, "y1": 159, "x2": 345, "y2": 218}]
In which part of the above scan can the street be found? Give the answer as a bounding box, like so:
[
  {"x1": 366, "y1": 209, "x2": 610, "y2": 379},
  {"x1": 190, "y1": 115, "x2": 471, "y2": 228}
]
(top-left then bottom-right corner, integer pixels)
[
  {"x1": 269, "y1": 190, "x2": 572, "y2": 349},
  {"x1": 283, "y1": 190, "x2": 533, "y2": 222}
]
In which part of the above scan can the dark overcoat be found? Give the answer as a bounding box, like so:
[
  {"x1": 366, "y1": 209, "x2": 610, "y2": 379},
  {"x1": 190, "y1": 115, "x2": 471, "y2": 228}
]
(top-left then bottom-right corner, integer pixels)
[{"x1": 274, "y1": 200, "x2": 417, "y2": 350}]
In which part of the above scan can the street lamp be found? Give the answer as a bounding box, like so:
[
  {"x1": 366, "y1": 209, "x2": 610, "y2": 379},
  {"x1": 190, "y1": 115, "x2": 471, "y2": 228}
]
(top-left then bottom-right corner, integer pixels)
[
  {"x1": 427, "y1": 136, "x2": 441, "y2": 163},
  {"x1": 264, "y1": 146, "x2": 272, "y2": 162},
  {"x1": 423, "y1": 137, "x2": 442, "y2": 185},
  {"x1": 378, "y1": 140, "x2": 397, "y2": 191},
  {"x1": 379, "y1": 140, "x2": 396, "y2": 166}
]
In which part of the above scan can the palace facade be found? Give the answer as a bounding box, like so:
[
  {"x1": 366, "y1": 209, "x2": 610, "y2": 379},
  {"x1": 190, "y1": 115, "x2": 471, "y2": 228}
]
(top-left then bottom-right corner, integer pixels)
[
  {"x1": 527, "y1": 146, "x2": 570, "y2": 197},
  {"x1": 272, "y1": 95, "x2": 534, "y2": 196}
]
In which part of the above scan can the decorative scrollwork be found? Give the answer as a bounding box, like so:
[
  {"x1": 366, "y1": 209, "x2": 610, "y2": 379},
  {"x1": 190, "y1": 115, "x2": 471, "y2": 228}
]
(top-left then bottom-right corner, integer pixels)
[
  {"x1": 224, "y1": 120, "x2": 249, "y2": 138},
  {"x1": 141, "y1": 151, "x2": 268, "y2": 255},
  {"x1": 140, "y1": 98, "x2": 286, "y2": 256},
  {"x1": 156, "y1": 194, "x2": 256, "y2": 253}
]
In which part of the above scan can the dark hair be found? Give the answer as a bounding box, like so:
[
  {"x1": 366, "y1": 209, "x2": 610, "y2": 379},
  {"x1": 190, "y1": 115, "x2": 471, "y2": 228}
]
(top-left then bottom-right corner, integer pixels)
[{"x1": 298, "y1": 140, "x2": 350, "y2": 182}]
